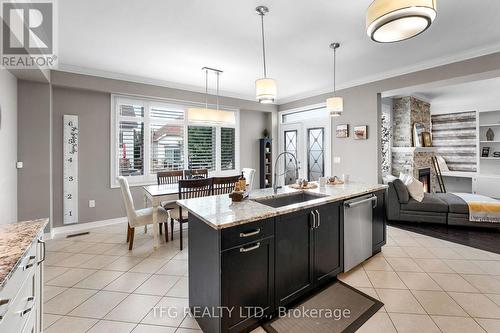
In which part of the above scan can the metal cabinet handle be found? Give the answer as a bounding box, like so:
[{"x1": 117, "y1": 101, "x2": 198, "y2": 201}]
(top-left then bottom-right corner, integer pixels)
[
  {"x1": 310, "y1": 211, "x2": 316, "y2": 229},
  {"x1": 37, "y1": 239, "x2": 46, "y2": 265},
  {"x1": 22, "y1": 256, "x2": 36, "y2": 271},
  {"x1": 315, "y1": 210, "x2": 321, "y2": 228},
  {"x1": 372, "y1": 196, "x2": 378, "y2": 209},
  {"x1": 18, "y1": 296, "x2": 35, "y2": 317},
  {"x1": 239, "y1": 228, "x2": 261, "y2": 238},
  {"x1": 0, "y1": 299, "x2": 10, "y2": 321},
  {"x1": 344, "y1": 195, "x2": 376, "y2": 208},
  {"x1": 240, "y1": 242, "x2": 261, "y2": 253}
]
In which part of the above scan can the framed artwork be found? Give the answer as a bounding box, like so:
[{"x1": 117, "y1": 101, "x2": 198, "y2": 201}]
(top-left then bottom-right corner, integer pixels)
[
  {"x1": 482, "y1": 147, "x2": 491, "y2": 157},
  {"x1": 413, "y1": 123, "x2": 425, "y2": 147},
  {"x1": 422, "y1": 132, "x2": 432, "y2": 147},
  {"x1": 336, "y1": 124, "x2": 349, "y2": 138},
  {"x1": 353, "y1": 125, "x2": 368, "y2": 140}
]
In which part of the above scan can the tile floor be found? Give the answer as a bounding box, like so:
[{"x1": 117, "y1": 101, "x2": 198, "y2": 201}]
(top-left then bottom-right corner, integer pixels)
[{"x1": 42, "y1": 223, "x2": 500, "y2": 333}]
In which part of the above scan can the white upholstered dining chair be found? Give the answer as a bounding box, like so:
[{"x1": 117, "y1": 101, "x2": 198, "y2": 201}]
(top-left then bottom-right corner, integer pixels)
[
  {"x1": 117, "y1": 176, "x2": 169, "y2": 250},
  {"x1": 242, "y1": 168, "x2": 256, "y2": 191}
]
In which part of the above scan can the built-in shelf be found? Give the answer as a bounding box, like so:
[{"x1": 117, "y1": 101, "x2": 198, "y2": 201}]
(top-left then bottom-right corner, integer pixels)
[
  {"x1": 441, "y1": 171, "x2": 477, "y2": 178},
  {"x1": 391, "y1": 146, "x2": 437, "y2": 153},
  {"x1": 481, "y1": 157, "x2": 500, "y2": 160},
  {"x1": 480, "y1": 124, "x2": 500, "y2": 127},
  {"x1": 480, "y1": 141, "x2": 500, "y2": 143}
]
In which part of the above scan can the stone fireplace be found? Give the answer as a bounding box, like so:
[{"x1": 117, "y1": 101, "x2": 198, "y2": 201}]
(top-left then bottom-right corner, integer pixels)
[{"x1": 390, "y1": 96, "x2": 437, "y2": 193}]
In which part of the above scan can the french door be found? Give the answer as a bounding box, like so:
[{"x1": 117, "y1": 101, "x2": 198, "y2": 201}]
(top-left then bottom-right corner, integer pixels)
[{"x1": 279, "y1": 115, "x2": 331, "y2": 183}]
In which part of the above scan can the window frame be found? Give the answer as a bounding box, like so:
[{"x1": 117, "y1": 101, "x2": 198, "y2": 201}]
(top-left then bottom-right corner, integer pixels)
[{"x1": 111, "y1": 94, "x2": 240, "y2": 188}]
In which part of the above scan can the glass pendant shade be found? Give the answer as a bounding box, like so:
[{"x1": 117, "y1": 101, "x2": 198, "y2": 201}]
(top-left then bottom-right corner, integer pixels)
[
  {"x1": 255, "y1": 78, "x2": 277, "y2": 104},
  {"x1": 326, "y1": 96, "x2": 343, "y2": 117},
  {"x1": 366, "y1": 0, "x2": 437, "y2": 43},
  {"x1": 187, "y1": 107, "x2": 236, "y2": 124}
]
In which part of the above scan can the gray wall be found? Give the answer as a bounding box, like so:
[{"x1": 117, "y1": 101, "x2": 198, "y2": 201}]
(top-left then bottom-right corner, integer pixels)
[
  {"x1": 17, "y1": 81, "x2": 51, "y2": 222},
  {"x1": 0, "y1": 69, "x2": 18, "y2": 223},
  {"x1": 279, "y1": 52, "x2": 500, "y2": 184},
  {"x1": 47, "y1": 76, "x2": 272, "y2": 228},
  {"x1": 240, "y1": 110, "x2": 268, "y2": 187}
]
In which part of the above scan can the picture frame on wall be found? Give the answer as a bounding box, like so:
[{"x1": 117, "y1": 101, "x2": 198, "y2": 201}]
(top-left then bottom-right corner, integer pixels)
[
  {"x1": 353, "y1": 125, "x2": 368, "y2": 140},
  {"x1": 482, "y1": 147, "x2": 491, "y2": 157},
  {"x1": 336, "y1": 124, "x2": 349, "y2": 138},
  {"x1": 422, "y1": 132, "x2": 432, "y2": 147},
  {"x1": 413, "y1": 123, "x2": 425, "y2": 147}
]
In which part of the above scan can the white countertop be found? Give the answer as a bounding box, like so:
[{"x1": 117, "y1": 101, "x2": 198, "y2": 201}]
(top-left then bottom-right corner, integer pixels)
[{"x1": 176, "y1": 182, "x2": 387, "y2": 230}]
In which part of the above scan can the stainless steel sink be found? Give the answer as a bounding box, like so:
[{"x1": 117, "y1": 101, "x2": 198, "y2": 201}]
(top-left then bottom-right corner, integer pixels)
[{"x1": 253, "y1": 192, "x2": 327, "y2": 208}]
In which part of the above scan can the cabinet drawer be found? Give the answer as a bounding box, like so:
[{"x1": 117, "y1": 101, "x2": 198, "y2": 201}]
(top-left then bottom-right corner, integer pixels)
[
  {"x1": 221, "y1": 219, "x2": 274, "y2": 250},
  {"x1": 0, "y1": 269, "x2": 36, "y2": 333},
  {"x1": 0, "y1": 240, "x2": 38, "y2": 325}
]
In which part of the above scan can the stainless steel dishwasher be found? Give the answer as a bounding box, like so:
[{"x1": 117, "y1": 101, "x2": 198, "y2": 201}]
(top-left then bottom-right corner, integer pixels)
[{"x1": 343, "y1": 194, "x2": 377, "y2": 272}]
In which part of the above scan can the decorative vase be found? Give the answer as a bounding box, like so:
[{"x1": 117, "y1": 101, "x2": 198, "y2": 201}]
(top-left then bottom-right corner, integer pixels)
[{"x1": 486, "y1": 128, "x2": 495, "y2": 141}]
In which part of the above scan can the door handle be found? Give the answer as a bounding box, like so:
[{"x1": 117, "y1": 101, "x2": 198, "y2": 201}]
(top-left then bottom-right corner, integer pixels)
[
  {"x1": 240, "y1": 242, "x2": 261, "y2": 253},
  {"x1": 344, "y1": 195, "x2": 376, "y2": 208},
  {"x1": 37, "y1": 239, "x2": 46, "y2": 265},
  {"x1": 239, "y1": 228, "x2": 261, "y2": 238},
  {"x1": 310, "y1": 211, "x2": 316, "y2": 229},
  {"x1": 315, "y1": 210, "x2": 320, "y2": 228}
]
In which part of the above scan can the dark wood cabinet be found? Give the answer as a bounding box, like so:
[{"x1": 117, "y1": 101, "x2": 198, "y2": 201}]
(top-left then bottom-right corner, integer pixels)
[
  {"x1": 275, "y1": 209, "x2": 314, "y2": 307},
  {"x1": 275, "y1": 202, "x2": 343, "y2": 307},
  {"x1": 221, "y1": 237, "x2": 274, "y2": 333},
  {"x1": 313, "y1": 202, "x2": 343, "y2": 284},
  {"x1": 372, "y1": 190, "x2": 387, "y2": 253}
]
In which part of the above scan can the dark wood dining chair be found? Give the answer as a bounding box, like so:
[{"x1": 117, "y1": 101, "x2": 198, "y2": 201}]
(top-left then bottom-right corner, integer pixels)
[
  {"x1": 155, "y1": 170, "x2": 184, "y2": 240},
  {"x1": 170, "y1": 178, "x2": 213, "y2": 250},
  {"x1": 212, "y1": 175, "x2": 240, "y2": 195},
  {"x1": 185, "y1": 168, "x2": 209, "y2": 179},
  {"x1": 157, "y1": 170, "x2": 184, "y2": 185}
]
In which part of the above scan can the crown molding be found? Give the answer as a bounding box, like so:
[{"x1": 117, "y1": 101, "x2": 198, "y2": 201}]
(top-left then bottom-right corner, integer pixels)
[{"x1": 55, "y1": 63, "x2": 262, "y2": 103}]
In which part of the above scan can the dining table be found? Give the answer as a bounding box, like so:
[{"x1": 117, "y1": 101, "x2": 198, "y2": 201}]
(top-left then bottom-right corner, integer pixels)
[{"x1": 142, "y1": 183, "x2": 178, "y2": 249}]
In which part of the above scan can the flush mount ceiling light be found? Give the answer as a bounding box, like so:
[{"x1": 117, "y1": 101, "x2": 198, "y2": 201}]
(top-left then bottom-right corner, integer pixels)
[
  {"x1": 366, "y1": 0, "x2": 437, "y2": 43},
  {"x1": 188, "y1": 67, "x2": 235, "y2": 124},
  {"x1": 255, "y1": 5, "x2": 277, "y2": 104},
  {"x1": 326, "y1": 43, "x2": 343, "y2": 117}
]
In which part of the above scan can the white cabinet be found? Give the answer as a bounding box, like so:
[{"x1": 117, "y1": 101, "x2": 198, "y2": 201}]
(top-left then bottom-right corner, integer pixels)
[
  {"x1": 473, "y1": 175, "x2": 500, "y2": 199},
  {"x1": 0, "y1": 232, "x2": 45, "y2": 333}
]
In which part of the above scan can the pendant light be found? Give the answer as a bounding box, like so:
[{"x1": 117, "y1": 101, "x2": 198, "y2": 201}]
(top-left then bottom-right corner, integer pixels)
[
  {"x1": 326, "y1": 43, "x2": 343, "y2": 117},
  {"x1": 366, "y1": 0, "x2": 437, "y2": 43},
  {"x1": 255, "y1": 5, "x2": 277, "y2": 104},
  {"x1": 188, "y1": 67, "x2": 235, "y2": 124}
]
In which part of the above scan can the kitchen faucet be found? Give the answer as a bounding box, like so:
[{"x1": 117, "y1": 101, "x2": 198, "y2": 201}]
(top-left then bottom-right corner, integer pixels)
[{"x1": 273, "y1": 152, "x2": 299, "y2": 194}]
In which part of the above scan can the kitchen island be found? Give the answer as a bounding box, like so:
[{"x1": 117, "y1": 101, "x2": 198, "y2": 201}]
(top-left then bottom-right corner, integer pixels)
[{"x1": 177, "y1": 182, "x2": 387, "y2": 333}]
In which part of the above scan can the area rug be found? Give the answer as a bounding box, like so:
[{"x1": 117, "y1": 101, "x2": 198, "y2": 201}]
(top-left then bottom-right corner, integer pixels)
[
  {"x1": 389, "y1": 221, "x2": 500, "y2": 255},
  {"x1": 263, "y1": 281, "x2": 383, "y2": 333}
]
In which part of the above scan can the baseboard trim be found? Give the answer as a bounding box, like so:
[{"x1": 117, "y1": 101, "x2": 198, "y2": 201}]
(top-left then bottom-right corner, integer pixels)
[{"x1": 50, "y1": 217, "x2": 127, "y2": 239}]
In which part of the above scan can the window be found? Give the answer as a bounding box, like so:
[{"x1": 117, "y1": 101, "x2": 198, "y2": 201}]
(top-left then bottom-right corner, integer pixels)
[
  {"x1": 221, "y1": 127, "x2": 235, "y2": 171},
  {"x1": 111, "y1": 96, "x2": 239, "y2": 186}
]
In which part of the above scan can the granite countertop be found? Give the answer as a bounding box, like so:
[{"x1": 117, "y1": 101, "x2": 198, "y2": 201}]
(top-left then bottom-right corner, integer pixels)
[
  {"x1": 0, "y1": 219, "x2": 48, "y2": 289},
  {"x1": 177, "y1": 182, "x2": 387, "y2": 230}
]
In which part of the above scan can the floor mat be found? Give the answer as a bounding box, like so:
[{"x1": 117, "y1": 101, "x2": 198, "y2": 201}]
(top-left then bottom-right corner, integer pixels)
[{"x1": 263, "y1": 281, "x2": 383, "y2": 333}]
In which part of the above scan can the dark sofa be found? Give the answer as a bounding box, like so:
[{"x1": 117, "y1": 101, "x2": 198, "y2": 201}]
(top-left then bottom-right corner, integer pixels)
[{"x1": 386, "y1": 179, "x2": 500, "y2": 229}]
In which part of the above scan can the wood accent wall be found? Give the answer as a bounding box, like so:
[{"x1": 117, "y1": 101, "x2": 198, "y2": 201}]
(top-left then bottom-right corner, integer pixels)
[{"x1": 431, "y1": 111, "x2": 477, "y2": 172}]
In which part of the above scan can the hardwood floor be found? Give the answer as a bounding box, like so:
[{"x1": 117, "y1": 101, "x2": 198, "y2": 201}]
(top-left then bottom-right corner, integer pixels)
[{"x1": 389, "y1": 221, "x2": 500, "y2": 255}]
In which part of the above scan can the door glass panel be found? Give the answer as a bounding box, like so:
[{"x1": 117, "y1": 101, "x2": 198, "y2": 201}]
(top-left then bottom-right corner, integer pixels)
[
  {"x1": 284, "y1": 130, "x2": 298, "y2": 185},
  {"x1": 307, "y1": 128, "x2": 324, "y2": 181}
]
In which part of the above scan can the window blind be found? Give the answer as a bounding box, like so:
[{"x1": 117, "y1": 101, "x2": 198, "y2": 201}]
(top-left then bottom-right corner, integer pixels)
[
  {"x1": 188, "y1": 126, "x2": 216, "y2": 171},
  {"x1": 221, "y1": 127, "x2": 235, "y2": 170},
  {"x1": 118, "y1": 121, "x2": 144, "y2": 176},
  {"x1": 150, "y1": 106, "x2": 185, "y2": 173}
]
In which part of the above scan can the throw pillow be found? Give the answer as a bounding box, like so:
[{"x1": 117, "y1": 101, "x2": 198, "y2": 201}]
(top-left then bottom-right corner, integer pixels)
[{"x1": 406, "y1": 177, "x2": 425, "y2": 202}]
